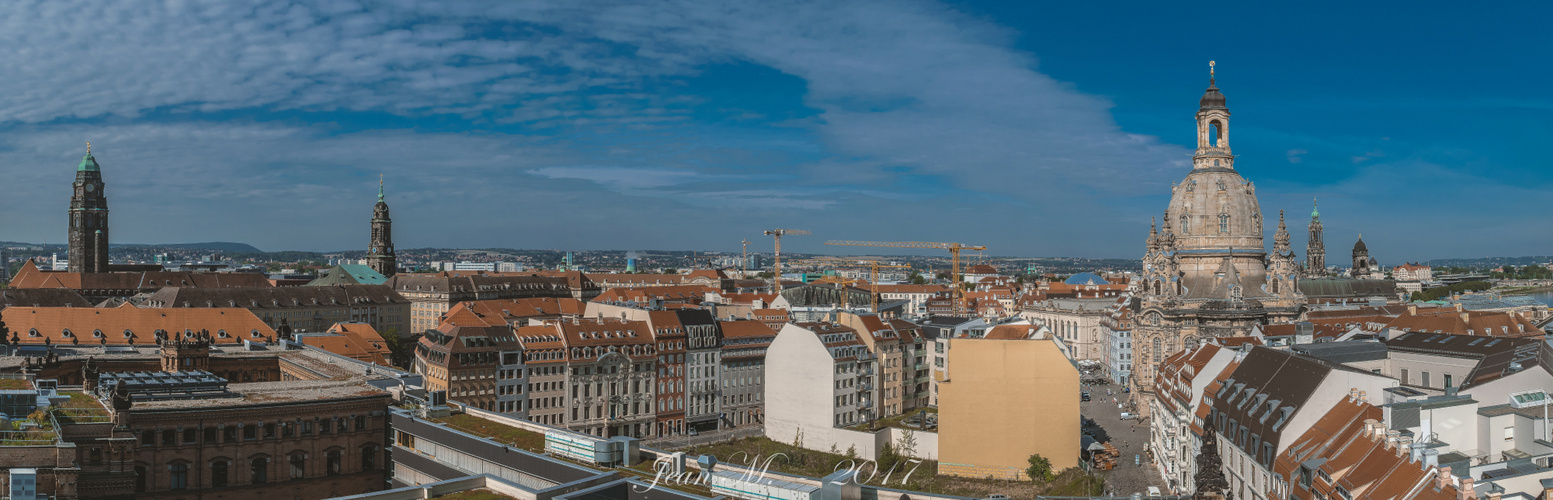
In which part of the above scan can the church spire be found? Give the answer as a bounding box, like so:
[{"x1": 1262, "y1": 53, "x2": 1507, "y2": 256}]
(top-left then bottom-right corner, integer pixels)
[
  {"x1": 366, "y1": 177, "x2": 396, "y2": 277},
  {"x1": 1194, "y1": 61, "x2": 1233, "y2": 170},
  {"x1": 1306, "y1": 197, "x2": 1326, "y2": 276}
]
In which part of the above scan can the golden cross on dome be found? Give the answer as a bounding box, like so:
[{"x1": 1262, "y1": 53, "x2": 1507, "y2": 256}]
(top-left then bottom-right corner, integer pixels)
[
  {"x1": 1209, "y1": 60, "x2": 1215, "y2": 78},
  {"x1": 85, "y1": 141, "x2": 91, "y2": 154}
]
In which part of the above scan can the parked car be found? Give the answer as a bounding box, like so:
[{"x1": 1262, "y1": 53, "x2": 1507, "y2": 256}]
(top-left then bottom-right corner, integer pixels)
[
  {"x1": 1120, "y1": 412, "x2": 1137, "y2": 420},
  {"x1": 1147, "y1": 487, "x2": 1163, "y2": 497},
  {"x1": 1081, "y1": 391, "x2": 1092, "y2": 401}
]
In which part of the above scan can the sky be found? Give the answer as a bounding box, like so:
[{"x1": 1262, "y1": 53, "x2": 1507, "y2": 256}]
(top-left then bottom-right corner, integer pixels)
[{"x1": 0, "y1": 1, "x2": 1548, "y2": 261}]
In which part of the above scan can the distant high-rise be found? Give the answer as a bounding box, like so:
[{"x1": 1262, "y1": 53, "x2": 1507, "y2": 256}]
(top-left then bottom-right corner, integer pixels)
[
  {"x1": 68, "y1": 144, "x2": 109, "y2": 273},
  {"x1": 1306, "y1": 198, "x2": 1325, "y2": 276},
  {"x1": 366, "y1": 177, "x2": 396, "y2": 277}
]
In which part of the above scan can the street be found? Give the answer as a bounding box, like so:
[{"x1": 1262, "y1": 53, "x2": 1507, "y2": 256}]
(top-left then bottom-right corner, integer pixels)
[{"x1": 1081, "y1": 384, "x2": 1166, "y2": 497}]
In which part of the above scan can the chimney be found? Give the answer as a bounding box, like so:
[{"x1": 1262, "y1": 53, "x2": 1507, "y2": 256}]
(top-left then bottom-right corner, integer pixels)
[
  {"x1": 1458, "y1": 478, "x2": 1474, "y2": 500},
  {"x1": 1350, "y1": 388, "x2": 1360, "y2": 402},
  {"x1": 1487, "y1": 492, "x2": 1501, "y2": 500},
  {"x1": 1460, "y1": 312, "x2": 1470, "y2": 324},
  {"x1": 1397, "y1": 435, "x2": 1413, "y2": 457},
  {"x1": 1455, "y1": 303, "x2": 1464, "y2": 312},
  {"x1": 1409, "y1": 304, "x2": 1418, "y2": 316},
  {"x1": 1363, "y1": 419, "x2": 1380, "y2": 438},
  {"x1": 1358, "y1": 390, "x2": 1368, "y2": 404},
  {"x1": 1385, "y1": 430, "x2": 1401, "y2": 449},
  {"x1": 1437, "y1": 467, "x2": 1452, "y2": 489},
  {"x1": 1422, "y1": 448, "x2": 1439, "y2": 469}
]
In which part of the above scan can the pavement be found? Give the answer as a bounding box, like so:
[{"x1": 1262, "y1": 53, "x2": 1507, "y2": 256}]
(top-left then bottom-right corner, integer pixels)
[{"x1": 1081, "y1": 383, "x2": 1166, "y2": 497}]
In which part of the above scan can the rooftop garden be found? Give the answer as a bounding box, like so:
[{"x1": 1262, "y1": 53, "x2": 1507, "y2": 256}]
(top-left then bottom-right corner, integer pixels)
[
  {"x1": 850, "y1": 407, "x2": 937, "y2": 432},
  {"x1": 0, "y1": 378, "x2": 33, "y2": 391},
  {"x1": 431, "y1": 414, "x2": 545, "y2": 453},
  {"x1": 433, "y1": 490, "x2": 518, "y2": 500},
  {"x1": 52, "y1": 392, "x2": 113, "y2": 425}
]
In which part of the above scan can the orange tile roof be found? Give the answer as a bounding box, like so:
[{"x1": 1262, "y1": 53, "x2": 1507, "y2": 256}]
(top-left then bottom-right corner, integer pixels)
[
  {"x1": 296, "y1": 323, "x2": 392, "y2": 365},
  {"x1": 720, "y1": 320, "x2": 777, "y2": 340},
  {"x1": 2, "y1": 305, "x2": 276, "y2": 345},
  {"x1": 984, "y1": 324, "x2": 1038, "y2": 340},
  {"x1": 1384, "y1": 309, "x2": 1540, "y2": 337}
]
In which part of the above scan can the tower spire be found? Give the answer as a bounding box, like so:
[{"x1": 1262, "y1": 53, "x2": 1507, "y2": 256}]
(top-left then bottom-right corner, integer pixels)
[{"x1": 378, "y1": 174, "x2": 384, "y2": 202}]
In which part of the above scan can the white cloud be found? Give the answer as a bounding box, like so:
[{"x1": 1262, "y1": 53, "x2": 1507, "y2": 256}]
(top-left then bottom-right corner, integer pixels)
[{"x1": 0, "y1": 0, "x2": 1201, "y2": 254}]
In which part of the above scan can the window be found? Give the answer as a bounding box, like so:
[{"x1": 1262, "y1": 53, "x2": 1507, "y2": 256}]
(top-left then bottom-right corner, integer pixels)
[
  {"x1": 162, "y1": 430, "x2": 176, "y2": 446},
  {"x1": 361, "y1": 445, "x2": 378, "y2": 470},
  {"x1": 356, "y1": 416, "x2": 367, "y2": 430},
  {"x1": 265, "y1": 423, "x2": 277, "y2": 439},
  {"x1": 184, "y1": 428, "x2": 198, "y2": 444},
  {"x1": 1219, "y1": 214, "x2": 1230, "y2": 233},
  {"x1": 1504, "y1": 426, "x2": 1514, "y2": 441},
  {"x1": 289, "y1": 453, "x2": 306, "y2": 480},
  {"x1": 1421, "y1": 372, "x2": 1431, "y2": 388},
  {"x1": 142, "y1": 431, "x2": 155, "y2": 446},
  {"x1": 135, "y1": 465, "x2": 147, "y2": 493},
  {"x1": 212, "y1": 460, "x2": 229, "y2": 488},
  {"x1": 251, "y1": 456, "x2": 269, "y2": 484},
  {"x1": 225, "y1": 426, "x2": 238, "y2": 443},
  {"x1": 326, "y1": 450, "x2": 342, "y2": 476},
  {"x1": 1400, "y1": 368, "x2": 1409, "y2": 384},
  {"x1": 169, "y1": 462, "x2": 189, "y2": 490},
  {"x1": 1444, "y1": 374, "x2": 1453, "y2": 389},
  {"x1": 204, "y1": 427, "x2": 217, "y2": 443}
]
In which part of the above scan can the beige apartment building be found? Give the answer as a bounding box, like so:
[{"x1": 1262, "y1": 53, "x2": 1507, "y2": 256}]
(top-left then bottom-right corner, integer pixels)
[
  {"x1": 937, "y1": 333, "x2": 1080, "y2": 480},
  {"x1": 387, "y1": 272, "x2": 587, "y2": 332},
  {"x1": 839, "y1": 312, "x2": 928, "y2": 417}
]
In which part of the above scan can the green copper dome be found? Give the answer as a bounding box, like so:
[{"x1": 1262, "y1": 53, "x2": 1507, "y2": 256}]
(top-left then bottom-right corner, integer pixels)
[{"x1": 78, "y1": 153, "x2": 100, "y2": 172}]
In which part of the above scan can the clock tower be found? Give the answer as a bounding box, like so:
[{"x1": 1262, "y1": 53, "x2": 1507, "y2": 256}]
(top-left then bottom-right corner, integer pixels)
[{"x1": 68, "y1": 144, "x2": 110, "y2": 273}]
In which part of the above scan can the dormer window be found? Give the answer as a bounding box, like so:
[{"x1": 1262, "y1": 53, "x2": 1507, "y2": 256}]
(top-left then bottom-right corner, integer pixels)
[
  {"x1": 28, "y1": 329, "x2": 40, "y2": 338},
  {"x1": 61, "y1": 329, "x2": 73, "y2": 338}
]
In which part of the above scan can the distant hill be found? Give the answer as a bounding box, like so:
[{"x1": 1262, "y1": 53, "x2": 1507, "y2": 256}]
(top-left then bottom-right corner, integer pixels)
[
  {"x1": 112, "y1": 242, "x2": 265, "y2": 253},
  {"x1": 1425, "y1": 256, "x2": 1553, "y2": 268}
]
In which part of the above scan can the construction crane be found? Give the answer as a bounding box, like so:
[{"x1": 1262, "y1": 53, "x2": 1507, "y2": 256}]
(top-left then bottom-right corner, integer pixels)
[
  {"x1": 763, "y1": 229, "x2": 811, "y2": 293},
  {"x1": 824, "y1": 240, "x2": 986, "y2": 315},
  {"x1": 793, "y1": 258, "x2": 912, "y2": 312}
]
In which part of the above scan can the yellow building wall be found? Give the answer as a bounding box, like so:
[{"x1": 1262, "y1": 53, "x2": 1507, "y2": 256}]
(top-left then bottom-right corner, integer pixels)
[{"x1": 937, "y1": 337, "x2": 1080, "y2": 480}]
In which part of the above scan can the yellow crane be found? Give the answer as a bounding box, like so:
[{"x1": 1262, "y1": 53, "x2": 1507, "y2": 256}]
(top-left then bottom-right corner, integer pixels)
[
  {"x1": 824, "y1": 240, "x2": 986, "y2": 315},
  {"x1": 792, "y1": 257, "x2": 912, "y2": 312},
  {"x1": 763, "y1": 229, "x2": 811, "y2": 293}
]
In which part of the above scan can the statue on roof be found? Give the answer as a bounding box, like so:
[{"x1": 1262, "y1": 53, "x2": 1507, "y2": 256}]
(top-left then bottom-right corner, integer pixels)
[{"x1": 110, "y1": 379, "x2": 132, "y2": 411}]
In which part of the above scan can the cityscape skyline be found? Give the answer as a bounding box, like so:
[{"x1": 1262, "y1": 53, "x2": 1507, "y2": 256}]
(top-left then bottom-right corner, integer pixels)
[{"x1": 0, "y1": 1, "x2": 1548, "y2": 262}]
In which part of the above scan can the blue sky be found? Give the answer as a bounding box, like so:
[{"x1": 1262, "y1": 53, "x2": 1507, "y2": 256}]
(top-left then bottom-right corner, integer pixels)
[{"x1": 0, "y1": 1, "x2": 1548, "y2": 261}]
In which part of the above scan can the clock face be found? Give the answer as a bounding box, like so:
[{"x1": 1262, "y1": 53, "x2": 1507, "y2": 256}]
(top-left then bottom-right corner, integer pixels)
[{"x1": 85, "y1": 184, "x2": 95, "y2": 192}]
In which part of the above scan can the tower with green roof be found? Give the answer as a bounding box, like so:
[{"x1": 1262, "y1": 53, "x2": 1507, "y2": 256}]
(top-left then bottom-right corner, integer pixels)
[
  {"x1": 1305, "y1": 197, "x2": 1325, "y2": 276},
  {"x1": 69, "y1": 144, "x2": 110, "y2": 273},
  {"x1": 366, "y1": 176, "x2": 396, "y2": 277}
]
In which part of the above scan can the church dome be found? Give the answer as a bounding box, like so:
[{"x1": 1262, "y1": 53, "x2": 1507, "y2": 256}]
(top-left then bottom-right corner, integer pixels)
[
  {"x1": 1353, "y1": 236, "x2": 1367, "y2": 253},
  {"x1": 1065, "y1": 272, "x2": 1107, "y2": 285},
  {"x1": 1164, "y1": 168, "x2": 1265, "y2": 253},
  {"x1": 1200, "y1": 79, "x2": 1227, "y2": 110}
]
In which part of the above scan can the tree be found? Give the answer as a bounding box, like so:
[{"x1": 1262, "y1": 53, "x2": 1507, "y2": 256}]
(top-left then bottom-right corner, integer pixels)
[
  {"x1": 910, "y1": 272, "x2": 928, "y2": 285},
  {"x1": 1026, "y1": 454, "x2": 1054, "y2": 482},
  {"x1": 1193, "y1": 418, "x2": 1232, "y2": 500}
]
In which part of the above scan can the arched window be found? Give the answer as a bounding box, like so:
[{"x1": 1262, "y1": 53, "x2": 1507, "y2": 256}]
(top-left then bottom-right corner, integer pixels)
[
  {"x1": 1210, "y1": 120, "x2": 1223, "y2": 147},
  {"x1": 360, "y1": 445, "x2": 378, "y2": 471},
  {"x1": 1219, "y1": 214, "x2": 1230, "y2": 234},
  {"x1": 1271, "y1": 279, "x2": 1280, "y2": 294},
  {"x1": 169, "y1": 462, "x2": 190, "y2": 490},
  {"x1": 211, "y1": 459, "x2": 230, "y2": 488},
  {"x1": 1152, "y1": 337, "x2": 1163, "y2": 363},
  {"x1": 1152, "y1": 280, "x2": 1162, "y2": 295},
  {"x1": 250, "y1": 456, "x2": 269, "y2": 484},
  {"x1": 1180, "y1": 215, "x2": 1190, "y2": 234},
  {"x1": 288, "y1": 452, "x2": 306, "y2": 480}
]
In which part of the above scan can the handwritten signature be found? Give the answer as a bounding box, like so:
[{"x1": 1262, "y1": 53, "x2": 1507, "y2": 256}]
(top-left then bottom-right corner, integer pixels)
[{"x1": 634, "y1": 452, "x2": 925, "y2": 493}]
